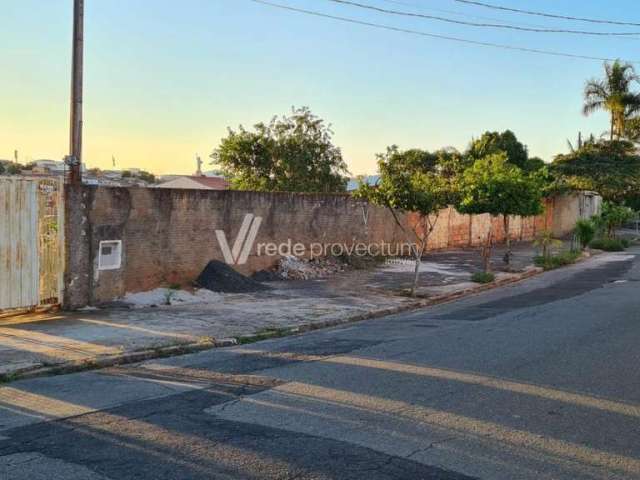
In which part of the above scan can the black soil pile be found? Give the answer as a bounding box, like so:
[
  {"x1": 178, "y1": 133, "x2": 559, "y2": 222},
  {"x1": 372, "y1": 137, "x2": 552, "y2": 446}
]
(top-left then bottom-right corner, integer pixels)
[{"x1": 195, "y1": 260, "x2": 268, "y2": 293}]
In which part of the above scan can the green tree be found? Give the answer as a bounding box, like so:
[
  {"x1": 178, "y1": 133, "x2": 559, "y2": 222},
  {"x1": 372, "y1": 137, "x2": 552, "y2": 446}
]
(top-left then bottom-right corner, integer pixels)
[
  {"x1": 211, "y1": 107, "x2": 349, "y2": 193},
  {"x1": 138, "y1": 170, "x2": 156, "y2": 184},
  {"x1": 552, "y1": 140, "x2": 640, "y2": 203},
  {"x1": 593, "y1": 201, "x2": 635, "y2": 239},
  {"x1": 2, "y1": 163, "x2": 22, "y2": 175},
  {"x1": 457, "y1": 153, "x2": 544, "y2": 271},
  {"x1": 355, "y1": 146, "x2": 459, "y2": 296},
  {"x1": 624, "y1": 116, "x2": 640, "y2": 144},
  {"x1": 467, "y1": 130, "x2": 543, "y2": 171},
  {"x1": 583, "y1": 60, "x2": 640, "y2": 140}
]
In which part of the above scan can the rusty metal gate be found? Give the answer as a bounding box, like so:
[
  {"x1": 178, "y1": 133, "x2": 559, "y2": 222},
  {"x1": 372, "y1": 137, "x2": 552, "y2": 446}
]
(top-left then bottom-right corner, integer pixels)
[{"x1": 0, "y1": 176, "x2": 64, "y2": 311}]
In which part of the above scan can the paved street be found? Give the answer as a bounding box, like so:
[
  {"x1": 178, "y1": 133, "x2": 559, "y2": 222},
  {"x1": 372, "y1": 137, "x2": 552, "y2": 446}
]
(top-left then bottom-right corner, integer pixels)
[{"x1": 1, "y1": 249, "x2": 639, "y2": 479}]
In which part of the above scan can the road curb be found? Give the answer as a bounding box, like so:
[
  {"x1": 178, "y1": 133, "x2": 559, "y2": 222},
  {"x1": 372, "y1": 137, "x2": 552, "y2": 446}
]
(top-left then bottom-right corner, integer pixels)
[{"x1": 0, "y1": 266, "x2": 544, "y2": 384}]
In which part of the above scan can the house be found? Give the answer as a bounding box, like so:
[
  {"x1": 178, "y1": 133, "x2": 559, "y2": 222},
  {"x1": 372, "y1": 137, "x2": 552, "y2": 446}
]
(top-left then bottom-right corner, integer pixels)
[
  {"x1": 347, "y1": 175, "x2": 380, "y2": 191},
  {"x1": 156, "y1": 175, "x2": 229, "y2": 190}
]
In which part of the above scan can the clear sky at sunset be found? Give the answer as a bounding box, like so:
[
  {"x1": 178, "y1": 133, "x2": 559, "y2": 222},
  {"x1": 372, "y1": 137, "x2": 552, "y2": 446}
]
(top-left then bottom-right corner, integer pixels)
[{"x1": 2, "y1": 0, "x2": 639, "y2": 175}]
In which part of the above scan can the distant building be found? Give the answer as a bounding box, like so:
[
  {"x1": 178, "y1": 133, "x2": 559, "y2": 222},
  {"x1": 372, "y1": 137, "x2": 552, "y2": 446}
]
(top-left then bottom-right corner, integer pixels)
[
  {"x1": 347, "y1": 175, "x2": 379, "y2": 191},
  {"x1": 156, "y1": 175, "x2": 229, "y2": 190}
]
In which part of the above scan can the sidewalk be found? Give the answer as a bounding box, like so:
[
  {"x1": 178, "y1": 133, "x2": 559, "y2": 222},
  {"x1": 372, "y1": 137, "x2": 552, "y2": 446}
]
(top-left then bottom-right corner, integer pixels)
[{"x1": 0, "y1": 242, "x2": 560, "y2": 382}]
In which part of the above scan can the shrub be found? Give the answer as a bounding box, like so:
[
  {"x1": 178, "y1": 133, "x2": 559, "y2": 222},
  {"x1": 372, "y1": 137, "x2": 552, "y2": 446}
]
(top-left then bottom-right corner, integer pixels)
[
  {"x1": 533, "y1": 230, "x2": 562, "y2": 259},
  {"x1": 589, "y1": 238, "x2": 626, "y2": 251},
  {"x1": 534, "y1": 251, "x2": 581, "y2": 270},
  {"x1": 574, "y1": 219, "x2": 596, "y2": 250},
  {"x1": 471, "y1": 271, "x2": 495, "y2": 283},
  {"x1": 593, "y1": 202, "x2": 635, "y2": 239}
]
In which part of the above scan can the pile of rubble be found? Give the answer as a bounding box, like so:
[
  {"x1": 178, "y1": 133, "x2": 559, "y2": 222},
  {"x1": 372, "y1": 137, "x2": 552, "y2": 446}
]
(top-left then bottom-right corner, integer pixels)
[{"x1": 274, "y1": 255, "x2": 350, "y2": 280}]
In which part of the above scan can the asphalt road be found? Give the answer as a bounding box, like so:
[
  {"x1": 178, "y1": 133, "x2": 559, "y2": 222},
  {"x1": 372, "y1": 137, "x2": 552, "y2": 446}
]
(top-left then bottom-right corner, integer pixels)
[{"x1": 1, "y1": 250, "x2": 640, "y2": 479}]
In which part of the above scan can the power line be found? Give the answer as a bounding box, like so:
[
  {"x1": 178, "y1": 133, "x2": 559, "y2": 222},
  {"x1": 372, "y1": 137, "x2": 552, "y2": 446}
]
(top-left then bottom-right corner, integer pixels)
[
  {"x1": 377, "y1": 0, "x2": 562, "y2": 29},
  {"x1": 451, "y1": 0, "x2": 640, "y2": 27},
  {"x1": 248, "y1": 0, "x2": 639, "y2": 63},
  {"x1": 326, "y1": 0, "x2": 640, "y2": 36}
]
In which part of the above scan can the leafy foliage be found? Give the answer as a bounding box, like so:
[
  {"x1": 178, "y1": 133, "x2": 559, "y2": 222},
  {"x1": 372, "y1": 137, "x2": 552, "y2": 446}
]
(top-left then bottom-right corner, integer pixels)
[
  {"x1": 534, "y1": 251, "x2": 581, "y2": 271},
  {"x1": 583, "y1": 60, "x2": 640, "y2": 140},
  {"x1": 457, "y1": 153, "x2": 544, "y2": 218},
  {"x1": 457, "y1": 153, "x2": 544, "y2": 271},
  {"x1": 466, "y1": 130, "x2": 543, "y2": 171},
  {"x1": 471, "y1": 271, "x2": 495, "y2": 284},
  {"x1": 122, "y1": 170, "x2": 157, "y2": 184},
  {"x1": 355, "y1": 145, "x2": 460, "y2": 295},
  {"x1": 574, "y1": 219, "x2": 596, "y2": 250},
  {"x1": 552, "y1": 140, "x2": 640, "y2": 203},
  {"x1": 211, "y1": 107, "x2": 348, "y2": 193},
  {"x1": 589, "y1": 238, "x2": 627, "y2": 251},
  {"x1": 593, "y1": 201, "x2": 635, "y2": 239},
  {"x1": 625, "y1": 116, "x2": 640, "y2": 143},
  {"x1": 0, "y1": 162, "x2": 22, "y2": 175},
  {"x1": 533, "y1": 230, "x2": 563, "y2": 259},
  {"x1": 357, "y1": 146, "x2": 462, "y2": 214}
]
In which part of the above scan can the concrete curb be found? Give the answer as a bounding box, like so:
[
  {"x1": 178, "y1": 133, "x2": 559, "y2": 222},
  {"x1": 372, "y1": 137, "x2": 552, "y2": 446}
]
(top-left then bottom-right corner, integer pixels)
[{"x1": 0, "y1": 266, "x2": 545, "y2": 384}]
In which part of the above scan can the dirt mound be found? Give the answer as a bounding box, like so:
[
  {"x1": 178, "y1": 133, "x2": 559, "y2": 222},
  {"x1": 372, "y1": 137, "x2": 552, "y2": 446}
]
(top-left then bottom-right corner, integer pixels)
[
  {"x1": 195, "y1": 260, "x2": 268, "y2": 293},
  {"x1": 275, "y1": 255, "x2": 349, "y2": 280}
]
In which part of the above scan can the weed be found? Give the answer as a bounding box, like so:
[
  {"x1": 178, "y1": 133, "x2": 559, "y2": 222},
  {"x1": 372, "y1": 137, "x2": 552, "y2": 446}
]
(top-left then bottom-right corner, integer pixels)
[
  {"x1": 574, "y1": 219, "x2": 596, "y2": 250},
  {"x1": 471, "y1": 271, "x2": 495, "y2": 284},
  {"x1": 589, "y1": 238, "x2": 627, "y2": 251},
  {"x1": 534, "y1": 250, "x2": 581, "y2": 270}
]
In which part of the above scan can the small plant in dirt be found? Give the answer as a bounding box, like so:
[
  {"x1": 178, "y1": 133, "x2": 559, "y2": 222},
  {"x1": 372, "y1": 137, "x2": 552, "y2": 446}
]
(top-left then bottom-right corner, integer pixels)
[
  {"x1": 574, "y1": 219, "x2": 596, "y2": 250},
  {"x1": 471, "y1": 271, "x2": 495, "y2": 284},
  {"x1": 163, "y1": 288, "x2": 178, "y2": 305},
  {"x1": 533, "y1": 230, "x2": 563, "y2": 260},
  {"x1": 589, "y1": 238, "x2": 627, "y2": 251},
  {"x1": 534, "y1": 251, "x2": 581, "y2": 270}
]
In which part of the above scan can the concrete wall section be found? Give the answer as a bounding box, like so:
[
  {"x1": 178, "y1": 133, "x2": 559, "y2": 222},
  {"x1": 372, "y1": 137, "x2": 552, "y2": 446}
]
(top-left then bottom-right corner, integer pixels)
[{"x1": 64, "y1": 187, "x2": 599, "y2": 308}]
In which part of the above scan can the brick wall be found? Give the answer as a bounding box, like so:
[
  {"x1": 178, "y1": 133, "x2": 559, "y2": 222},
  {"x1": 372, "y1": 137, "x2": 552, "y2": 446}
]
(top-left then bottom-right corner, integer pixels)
[{"x1": 64, "y1": 186, "x2": 596, "y2": 308}]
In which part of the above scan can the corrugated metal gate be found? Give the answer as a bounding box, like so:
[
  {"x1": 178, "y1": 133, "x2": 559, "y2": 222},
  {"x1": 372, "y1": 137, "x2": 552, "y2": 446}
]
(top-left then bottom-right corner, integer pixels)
[{"x1": 0, "y1": 177, "x2": 64, "y2": 311}]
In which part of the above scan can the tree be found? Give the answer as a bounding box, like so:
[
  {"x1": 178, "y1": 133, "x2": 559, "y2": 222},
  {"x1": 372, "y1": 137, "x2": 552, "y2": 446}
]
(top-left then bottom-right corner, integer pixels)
[
  {"x1": 583, "y1": 60, "x2": 640, "y2": 140},
  {"x1": 211, "y1": 107, "x2": 349, "y2": 193},
  {"x1": 466, "y1": 130, "x2": 544, "y2": 171},
  {"x1": 552, "y1": 140, "x2": 640, "y2": 203},
  {"x1": 355, "y1": 146, "x2": 459, "y2": 296},
  {"x1": 566, "y1": 132, "x2": 597, "y2": 153},
  {"x1": 0, "y1": 162, "x2": 21, "y2": 175},
  {"x1": 624, "y1": 116, "x2": 640, "y2": 144},
  {"x1": 593, "y1": 201, "x2": 635, "y2": 239},
  {"x1": 457, "y1": 153, "x2": 544, "y2": 271}
]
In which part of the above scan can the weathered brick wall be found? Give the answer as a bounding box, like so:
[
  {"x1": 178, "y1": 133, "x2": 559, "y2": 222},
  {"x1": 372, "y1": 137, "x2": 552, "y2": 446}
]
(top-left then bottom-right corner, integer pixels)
[{"x1": 64, "y1": 186, "x2": 596, "y2": 308}]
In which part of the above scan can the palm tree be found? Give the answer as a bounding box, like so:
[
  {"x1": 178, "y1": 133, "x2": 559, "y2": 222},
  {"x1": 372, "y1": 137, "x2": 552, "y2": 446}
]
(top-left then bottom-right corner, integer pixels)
[
  {"x1": 583, "y1": 60, "x2": 640, "y2": 140},
  {"x1": 566, "y1": 132, "x2": 596, "y2": 152}
]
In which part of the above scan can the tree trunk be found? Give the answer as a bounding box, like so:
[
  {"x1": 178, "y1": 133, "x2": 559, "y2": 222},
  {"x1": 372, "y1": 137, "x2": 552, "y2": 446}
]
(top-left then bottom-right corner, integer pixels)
[
  {"x1": 610, "y1": 115, "x2": 615, "y2": 141},
  {"x1": 410, "y1": 242, "x2": 426, "y2": 297},
  {"x1": 482, "y1": 228, "x2": 493, "y2": 273},
  {"x1": 503, "y1": 215, "x2": 511, "y2": 269}
]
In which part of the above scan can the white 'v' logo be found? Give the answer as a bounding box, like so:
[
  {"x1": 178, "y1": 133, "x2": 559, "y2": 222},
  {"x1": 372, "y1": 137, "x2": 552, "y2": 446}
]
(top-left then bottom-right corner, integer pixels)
[{"x1": 216, "y1": 214, "x2": 262, "y2": 265}]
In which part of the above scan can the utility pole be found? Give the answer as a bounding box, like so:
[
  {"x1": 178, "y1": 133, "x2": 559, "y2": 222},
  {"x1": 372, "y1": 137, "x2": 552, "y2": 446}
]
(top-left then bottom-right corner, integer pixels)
[{"x1": 68, "y1": 0, "x2": 84, "y2": 184}]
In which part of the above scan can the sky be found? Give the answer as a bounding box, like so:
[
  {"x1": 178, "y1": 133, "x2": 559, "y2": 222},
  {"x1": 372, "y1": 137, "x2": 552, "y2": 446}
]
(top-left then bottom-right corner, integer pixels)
[{"x1": 2, "y1": 0, "x2": 639, "y2": 175}]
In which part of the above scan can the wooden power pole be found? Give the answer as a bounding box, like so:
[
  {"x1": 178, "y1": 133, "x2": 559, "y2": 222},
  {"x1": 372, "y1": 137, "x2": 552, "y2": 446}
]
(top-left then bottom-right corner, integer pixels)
[{"x1": 68, "y1": 0, "x2": 84, "y2": 184}]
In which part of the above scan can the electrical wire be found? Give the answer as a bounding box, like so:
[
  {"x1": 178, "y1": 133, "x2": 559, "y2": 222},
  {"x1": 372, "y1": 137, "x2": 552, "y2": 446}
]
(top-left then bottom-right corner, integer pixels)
[
  {"x1": 451, "y1": 0, "x2": 640, "y2": 27},
  {"x1": 248, "y1": 0, "x2": 640, "y2": 63},
  {"x1": 325, "y1": 0, "x2": 640, "y2": 36}
]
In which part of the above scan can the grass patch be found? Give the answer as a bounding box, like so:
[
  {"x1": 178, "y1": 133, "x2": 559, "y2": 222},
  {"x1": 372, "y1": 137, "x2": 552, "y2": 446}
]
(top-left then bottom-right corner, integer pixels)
[
  {"x1": 471, "y1": 271, "x2": 495, "y2": 284},
  {"x1": 236, "y1": 328, "x2": 291, "y2": 345},
  {"x1": 589, "y1": 238, "x2": 627, "y2": 252},
  {"x1": 534, "y1": 250, "x2": 581, "y2": 270}
]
